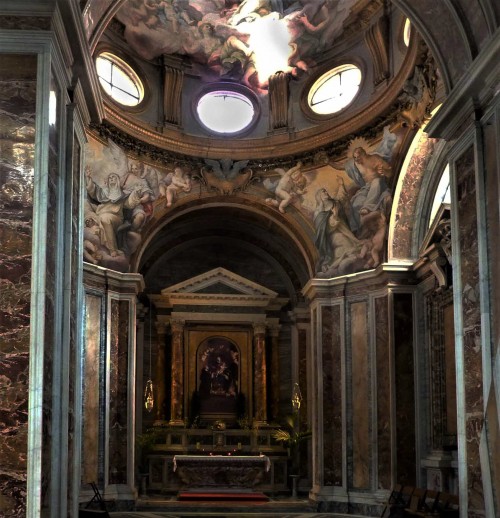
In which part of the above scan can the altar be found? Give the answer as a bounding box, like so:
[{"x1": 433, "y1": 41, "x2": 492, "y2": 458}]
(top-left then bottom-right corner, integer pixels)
[{"x1": 173, "y1": 455, "x2": 271, "y2": 490}]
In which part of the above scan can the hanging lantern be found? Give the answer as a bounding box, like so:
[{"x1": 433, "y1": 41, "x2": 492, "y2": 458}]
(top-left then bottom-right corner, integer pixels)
[
  {"x1": 144, "y1": 298, "x2": 154, "y2": 412},
  {"x1": 291, "y1": 382, "x2": 302, "y2": 413},
  {"x1": 144, "y1": 378, "x2": 154, "y2": 412}
]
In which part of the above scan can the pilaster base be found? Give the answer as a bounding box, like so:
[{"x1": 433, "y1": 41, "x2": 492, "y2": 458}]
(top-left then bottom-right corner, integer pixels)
[{"x1": 168, "y1": 419, "x2": 185, "y2": 427}]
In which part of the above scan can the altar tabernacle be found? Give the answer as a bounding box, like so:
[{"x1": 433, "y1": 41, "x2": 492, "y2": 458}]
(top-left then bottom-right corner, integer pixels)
[{"x1": 173, "y1": 455, "x2": 271, "y2": 490}]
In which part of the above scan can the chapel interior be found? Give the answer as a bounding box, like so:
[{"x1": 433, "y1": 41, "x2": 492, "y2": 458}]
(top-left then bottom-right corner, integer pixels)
[{"x1": 0, "y1": 0, "x2": 499, "y2": 517}]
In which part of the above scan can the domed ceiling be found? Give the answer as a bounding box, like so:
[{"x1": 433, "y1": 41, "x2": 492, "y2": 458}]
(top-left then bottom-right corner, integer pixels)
[
  {"x1": 85, "y1": 0, "x2": 428, "y2": 159},
  {"x1": 82, "y1": 0, "x2": 440, "y2": 283},
  {"x1": 114, "y1": 0, "x2": 358, "y2": 91}
]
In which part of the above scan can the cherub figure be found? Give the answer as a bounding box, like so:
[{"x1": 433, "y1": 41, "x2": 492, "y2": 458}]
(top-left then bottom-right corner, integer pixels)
[
  {"x1": 265, "y1": 161, "x2": 307, "y2": 213},
  {"x1": 83, "y1": 215, "x2": 104, "y2": 265},
  {"x1": 160, "y1": 166, "x2": 192, "y2": 207}
]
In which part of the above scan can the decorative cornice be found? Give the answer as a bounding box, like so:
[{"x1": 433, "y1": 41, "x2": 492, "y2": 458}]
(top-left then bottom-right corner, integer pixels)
[
  {"x1": 92, "y1": 32, "x2": 419, "y2": 161},
  {"x1": 425, "y1": 29, "x2": 500, "y2": 140}
]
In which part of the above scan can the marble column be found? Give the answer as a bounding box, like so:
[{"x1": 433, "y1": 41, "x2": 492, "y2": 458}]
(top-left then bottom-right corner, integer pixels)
[
  {"x1": 253, "y1": 323, "x2": 268, "y2": 425},
  {"x1": 169, "y1": 320, "x2": 185, "y2": 426},
  {"x1": 269, "y1": 325, "x2": 281, "y2": 421},
  {"x1": 154, "y1": 323, "x2": 168, "y2": 424}
]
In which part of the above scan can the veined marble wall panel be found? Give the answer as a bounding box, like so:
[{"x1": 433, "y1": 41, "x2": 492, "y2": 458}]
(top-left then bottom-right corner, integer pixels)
[
  {"x1": 375, "y1": 296, "x2": 391, "y2": 490},
  {"x1": 393, "y1": 292, "x2": 416, "y2": 486},
  {"x1": 350, "y1": 301, "x2": 370, "y2": 489},
  {"x1": 108, "y1": 299, "x2": 130, "y2": 484},
  {"x1": 311, "y1": 307, "x2": 320, "y2": 485},
  {"x1": 482, "y1": 112, "x2": 500, "y2": 506},
  {"x1": 455, "y1": 146, "x2": 485, "y2": 514},
  {"x1": 0, "y1": 54, "x2": 36, "y2": 517},
  {"x1": 298, "y1": 328, "x2": 309, "y2": 476},
  {"x1": 82, "y1": 293, "x2": 103, "y2": 485},
  {"x1": 321, "y1": 305, "x2": 342, "y2": 486}
]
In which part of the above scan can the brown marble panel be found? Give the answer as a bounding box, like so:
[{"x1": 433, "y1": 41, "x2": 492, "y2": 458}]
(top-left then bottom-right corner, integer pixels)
[
  {"x1": 456, "y1": 146, "x2": 484, "y2": 512},
  {"x1": 82, "y1": 294, "x2": 102, "y2": 484},
  {"x1": 0, "y1": 54, "x2": 36, "y2": 518},
  {"x1": 351, "y1": 301, "x2": 370, "y2": 489},
  {"x1": 393, "y1": 292, "x2": 416, "y2": 486},
  {"x1": 321, "y1": 305, "x2": 342, "y2": 486},
  {"x1": 253, "y1": 328, "x2": 267, "y2": 423},
  {"x1": 375, "y1": 296, "x2": 391, "y2": 489},
  {"x1": 170, "y1": 322, "x2": 185, "y2": 423},
  {"x1": 108, "y1": 299, "x2": 130, "y2": 484}
]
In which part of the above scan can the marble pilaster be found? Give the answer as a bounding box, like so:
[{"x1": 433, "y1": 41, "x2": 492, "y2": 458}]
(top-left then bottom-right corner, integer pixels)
[
  {"x1": 108, "y1": 300, "x2": 130, "y2": 485},
  {"x1": 253, "y1": 323, "x2": 267, "y2": 425},
  {"x1": 154, "y1": 323, "x2": 168, "y2": 423},
  {"x1": 321, "y1": 305, "x2": 343, "y2": 487},
  {"x1": 169, "y1": 319, "x2": 185, "y2": 425},
  {"x1": 393, "y1": 292, "x2": 416, "y2": 486},
  {"x1": 454, "y1": 146, "x2": 485, "y2": 516},
  {"x1": 350, "y1": 301, "x2": 370, "y2": 489},
  {"x1": 269, "y1": 325, "x2": 280, "y2": 421},
  {"x1": 375, "y1": 296, "x2": 391, "y2": 490}
]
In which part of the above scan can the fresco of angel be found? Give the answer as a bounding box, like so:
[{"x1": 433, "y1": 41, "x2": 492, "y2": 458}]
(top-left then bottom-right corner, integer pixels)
[
  {"x1": 264, "y1": 161, "x2": 310, "y2": 213},
  {"x1": 159, "y1": 166, "x2": 193, "y2": 207}
]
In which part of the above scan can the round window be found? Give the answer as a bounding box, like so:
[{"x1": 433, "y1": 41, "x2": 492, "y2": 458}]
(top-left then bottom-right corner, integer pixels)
[
  {"x1": 196, "y1": 90, "x2": 256, "y2": 135},
  {"x1": 95, "y1": 52, "x2": 144, "y2": 107},
  {"x1": 307, "y1": 64, "x2": 362, "y2": 116}
]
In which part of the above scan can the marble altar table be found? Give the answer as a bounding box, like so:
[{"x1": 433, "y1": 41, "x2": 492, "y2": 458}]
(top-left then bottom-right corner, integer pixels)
[{"x1": 173, "y1": 455, "x2": 270, "y2": 489}]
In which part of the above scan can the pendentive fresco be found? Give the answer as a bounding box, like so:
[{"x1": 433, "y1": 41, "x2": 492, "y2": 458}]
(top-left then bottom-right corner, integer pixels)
[{"x1": 84, "y1": 122, "x2": 404, "y2": 275}]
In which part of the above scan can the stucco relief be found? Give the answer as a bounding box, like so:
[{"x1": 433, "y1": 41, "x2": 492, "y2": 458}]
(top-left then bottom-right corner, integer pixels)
[{"x1": 85, "y1": 123, "x2": 403, "y2": 274}]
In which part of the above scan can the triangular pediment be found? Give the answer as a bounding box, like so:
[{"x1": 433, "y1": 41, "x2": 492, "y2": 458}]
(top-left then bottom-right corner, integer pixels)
[{"x1": 161, "y1": 267, "x2": 277, "y2": 298}]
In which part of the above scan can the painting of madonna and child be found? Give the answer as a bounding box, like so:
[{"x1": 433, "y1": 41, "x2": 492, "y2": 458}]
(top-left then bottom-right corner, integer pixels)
[
  {"x1": 195, "y1": 338, "x2": 242, "y2": 423},
  {"x1": 115, "y1": 0, "x2": 360, "y2": 93}
]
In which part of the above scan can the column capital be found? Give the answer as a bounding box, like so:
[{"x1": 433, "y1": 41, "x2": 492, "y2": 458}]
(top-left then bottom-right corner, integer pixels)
[
  {"x1": 252, "y1": 322, "x2": 266, "y2": 335},
  {"x1": 170, "y1": 319, "x2": 185, "y2": 334},
  {"x1": 155, "y1": 321, "x2": 168, "y2": 336}
]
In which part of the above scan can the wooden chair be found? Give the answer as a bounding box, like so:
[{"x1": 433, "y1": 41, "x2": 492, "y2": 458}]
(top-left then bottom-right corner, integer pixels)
[
  {"x1": 404, "y1": 487, "x2": 427, "y2": 515},
  {"x1": 79, "y1": 482, "x2": 110, "y2": 517},
  {"x1": 380, "y1": 485, "x2": 415, "y2": 517}
]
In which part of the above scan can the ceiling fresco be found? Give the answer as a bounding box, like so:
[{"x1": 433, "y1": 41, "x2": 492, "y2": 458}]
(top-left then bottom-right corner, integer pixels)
[{"x1": 115, "y1": 0, "x2": 361, "y2": 91}]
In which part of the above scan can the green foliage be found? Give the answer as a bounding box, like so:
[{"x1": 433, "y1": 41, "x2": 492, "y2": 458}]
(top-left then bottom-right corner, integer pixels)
[{"x1": 271, "y1": 414, "x2": 312, "y2": 449}]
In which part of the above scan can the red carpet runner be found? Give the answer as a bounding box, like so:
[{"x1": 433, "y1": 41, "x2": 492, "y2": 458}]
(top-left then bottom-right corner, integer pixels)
[{"x1": 178, "y1": 492, "x2": 269, "y2": 502}]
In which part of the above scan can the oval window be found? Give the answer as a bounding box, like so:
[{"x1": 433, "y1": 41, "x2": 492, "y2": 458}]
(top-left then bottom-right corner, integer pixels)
[
  {"x1": 95, "y1": 52, "x2": 144, "y2": 107},
  {"x1": 196, "y1": 90, "x2": 256, "y2": 135},
  {"x1": 308, "y1": 64, "x2": 362, "y2": 116}
]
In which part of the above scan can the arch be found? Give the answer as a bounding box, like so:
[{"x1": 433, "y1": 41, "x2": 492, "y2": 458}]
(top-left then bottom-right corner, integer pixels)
[{"x1": 132, "y1": 197, "x2": 317, "y2": 282}]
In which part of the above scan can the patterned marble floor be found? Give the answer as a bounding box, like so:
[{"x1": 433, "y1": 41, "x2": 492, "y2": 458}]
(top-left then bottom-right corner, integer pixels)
[{"x1": 109, "y1": 513, "x2": 368, "y2": 518}]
